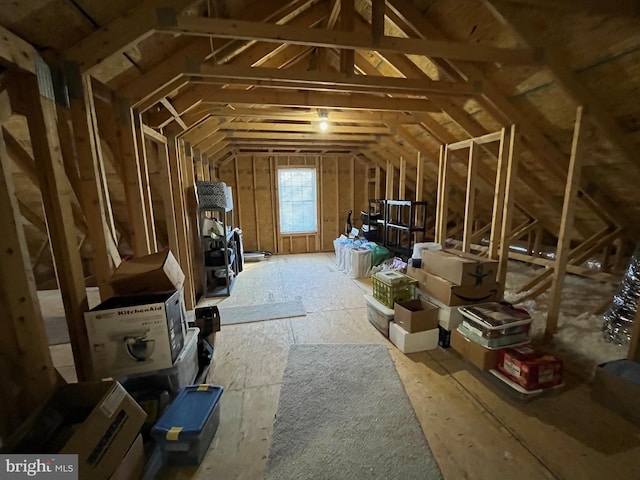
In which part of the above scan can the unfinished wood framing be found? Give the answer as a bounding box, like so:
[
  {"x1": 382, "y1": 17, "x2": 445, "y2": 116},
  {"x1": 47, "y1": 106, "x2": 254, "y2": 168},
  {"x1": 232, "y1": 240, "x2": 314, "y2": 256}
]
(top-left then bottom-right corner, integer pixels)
[
  {"x1": 462, "y1": 142, "x2": 478, "y2": 253},
  {"x1": 546, "y1": 107, "x2": 587, "y2": 337},
  {"x1": 0, "y1": 125, "x2": 58, "y2": 437},
  {"x1": 68, "y1": 68, "x2": 119, "y2": 299},
  {"x1": 497, "y1": 125, "x2": 519, "y2": 297},
  {"x1": 13, "y1": 68, "x2": 92, "y2": 381},
  {"x1": 2, "y1": 0, "x2": 640, "y2": 457}
]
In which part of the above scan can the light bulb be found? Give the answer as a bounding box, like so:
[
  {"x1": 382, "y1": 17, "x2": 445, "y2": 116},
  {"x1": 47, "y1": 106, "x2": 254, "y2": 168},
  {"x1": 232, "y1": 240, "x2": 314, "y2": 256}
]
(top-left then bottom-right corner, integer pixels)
[{"x1": 319, "y1": 120, "x2": 328, "y2": 131}]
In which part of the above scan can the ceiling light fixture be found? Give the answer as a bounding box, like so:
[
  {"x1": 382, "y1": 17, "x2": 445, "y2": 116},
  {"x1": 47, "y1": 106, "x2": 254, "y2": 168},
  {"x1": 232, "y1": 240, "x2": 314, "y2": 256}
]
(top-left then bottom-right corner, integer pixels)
[{"x1": 318, "y1": 110, "x2": 329, "y2": 132}]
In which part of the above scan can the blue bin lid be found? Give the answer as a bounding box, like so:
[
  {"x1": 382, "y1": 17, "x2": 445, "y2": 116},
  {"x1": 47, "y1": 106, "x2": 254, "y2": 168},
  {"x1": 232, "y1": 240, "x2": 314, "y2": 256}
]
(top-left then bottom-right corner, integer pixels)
[{"x1": 152, "y1": 385, "x2": 223, "y2": 441}]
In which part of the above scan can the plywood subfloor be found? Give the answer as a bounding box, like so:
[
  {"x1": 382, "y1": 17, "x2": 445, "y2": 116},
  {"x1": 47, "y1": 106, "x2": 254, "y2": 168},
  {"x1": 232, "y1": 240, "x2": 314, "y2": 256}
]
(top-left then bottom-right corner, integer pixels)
[{"x1": 43, "y1": 254, "x2": 640, "y2": 480}]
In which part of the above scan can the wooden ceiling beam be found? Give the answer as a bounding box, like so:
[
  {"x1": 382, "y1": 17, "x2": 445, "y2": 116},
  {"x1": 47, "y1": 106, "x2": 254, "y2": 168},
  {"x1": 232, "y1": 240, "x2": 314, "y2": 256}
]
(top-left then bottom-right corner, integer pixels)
[
  {"x1": 0, "y1": 25, "x2": 37, "y2": 74},
  {"x1": 193, "y1": 132, "x2": 227, "y2": 152},
  {"x1": 160, "y1": 98, "x2": 188, "y2": 130},
  {"x1": 179, "y1": 106, "x2": 426, "y2": 124},
  {"x1": 64, "y1": 0, "x2": 198, "y2": 73},
  {"x1": 196, "y1": 88, "x2": 440, "y2": 112},
  {"x1": 121, "y1": 0, "x2": 326, "y2": 108},
  {"x1": 159, "y1": 15, "x2": 538, "y2": 64},
  {"x1": 190, "y1": 64, "x2": 479, "y2": 96},
  {"x1": 225, "y1": 131, "x2": 383, "y2": 142},
  {"x1": 220, "y1": 122, "x2": 390, "y2": 134}
]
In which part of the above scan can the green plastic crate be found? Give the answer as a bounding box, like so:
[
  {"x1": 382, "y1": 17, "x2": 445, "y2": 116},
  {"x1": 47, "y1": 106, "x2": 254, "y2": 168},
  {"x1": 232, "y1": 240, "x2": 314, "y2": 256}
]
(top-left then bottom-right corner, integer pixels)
[{"x1": 372, "y1": 272, "x2": 417, "y2": 308}]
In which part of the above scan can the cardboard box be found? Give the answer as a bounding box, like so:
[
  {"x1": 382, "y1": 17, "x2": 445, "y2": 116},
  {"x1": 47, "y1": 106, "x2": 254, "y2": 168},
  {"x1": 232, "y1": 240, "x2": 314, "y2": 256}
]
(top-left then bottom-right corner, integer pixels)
[
  {"x1": 85, "y1": 290, "x2": 186, "y2": 380},
  {"x1": 450, "y1": 328, "x2": 500, "y2": 371},
  {"x1": 389, "y1": 322, "x2": 439, "y2": 353},
  {"x1": 422, "y1": 249, "x2": 497, "y2": 286},
  {"x1": 416, "y1": 290, "x2": 466, "y2": 331},
  {"x1": 592, "y1": 359, "x2": 640, "y2": 426},
  {"x1": 109, "y1": 435, "x2": 145, "y2": 480},
  {"x1": 394, "y1": 299, "x2": 439, "y2": 333},
  {"x1": 413, "y1": 268, "x2": 499, "y2": 307},
  {"x1": 7, "y1": 381, "x2": 146, "y2": 480},
  {"x1": 111, "y1": 249, "x2": 185, "y2": 296},
  {"x1": 498, "y1": 346, "x2": 563, "y2": 391}
]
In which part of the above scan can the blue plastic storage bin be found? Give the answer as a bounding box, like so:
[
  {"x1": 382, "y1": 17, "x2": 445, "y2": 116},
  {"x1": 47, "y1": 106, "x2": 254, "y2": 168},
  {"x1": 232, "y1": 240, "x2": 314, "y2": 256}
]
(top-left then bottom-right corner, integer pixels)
[{"x1": 151, "y1": 385, "x2": 224, "y2": 465}]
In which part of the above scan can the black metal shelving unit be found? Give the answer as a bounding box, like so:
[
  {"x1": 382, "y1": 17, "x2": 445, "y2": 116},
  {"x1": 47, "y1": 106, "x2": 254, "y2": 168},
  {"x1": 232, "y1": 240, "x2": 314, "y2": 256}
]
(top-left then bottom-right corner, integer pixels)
[
  {"x1": 199, "y1": 206, "x2": 238, "y2": 297},
  {"x1": 367, "y1": 199, "x2": 428, "y2": 258}
]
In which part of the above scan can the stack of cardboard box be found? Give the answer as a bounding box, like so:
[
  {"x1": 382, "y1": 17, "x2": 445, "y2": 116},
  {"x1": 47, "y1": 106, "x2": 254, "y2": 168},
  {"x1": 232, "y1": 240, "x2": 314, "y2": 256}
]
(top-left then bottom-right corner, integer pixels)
[
  {"x1": 407, "y1": 249, "x2": 500, "y2": 348},
  {"x1": 84, "y1": 249, "x2": 222, "y2": 431},
  {"x1": 389, "y1": 299, "x2": 440, "y2": 353}
]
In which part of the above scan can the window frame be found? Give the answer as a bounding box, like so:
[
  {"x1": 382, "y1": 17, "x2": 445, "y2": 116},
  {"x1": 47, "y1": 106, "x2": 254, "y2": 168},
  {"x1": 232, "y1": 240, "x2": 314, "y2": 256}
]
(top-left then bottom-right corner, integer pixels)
[{"x1": 276, "y1": 166, "x2": 319, "y2": 235}]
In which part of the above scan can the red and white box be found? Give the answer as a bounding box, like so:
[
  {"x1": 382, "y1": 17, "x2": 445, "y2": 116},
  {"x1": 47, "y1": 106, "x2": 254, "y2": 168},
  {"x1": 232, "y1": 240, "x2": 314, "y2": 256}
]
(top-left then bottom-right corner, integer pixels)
[{"x1": 498, "y1": 346, "x2": 563, "y2": 391}]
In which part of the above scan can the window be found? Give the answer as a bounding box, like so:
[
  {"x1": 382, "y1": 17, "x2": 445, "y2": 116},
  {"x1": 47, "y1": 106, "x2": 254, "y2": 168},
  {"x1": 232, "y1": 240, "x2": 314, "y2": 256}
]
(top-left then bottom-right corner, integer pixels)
[{"x1": 278, "y1": 168, "x2": 317, "y2": 234}]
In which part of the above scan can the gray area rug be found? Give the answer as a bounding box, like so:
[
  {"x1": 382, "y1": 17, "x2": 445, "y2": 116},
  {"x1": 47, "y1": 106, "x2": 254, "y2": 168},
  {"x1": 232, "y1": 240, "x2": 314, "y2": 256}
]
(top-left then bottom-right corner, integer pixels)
[
  {"x1": 219, "y1": 300, "x2": 306, "y2": 325},
  {"x1": 266, "y1": 344, "x2": 442, "y2": 480},
  {"x1": 44, "y1": 316, "x2": 70, "y2": 345}
]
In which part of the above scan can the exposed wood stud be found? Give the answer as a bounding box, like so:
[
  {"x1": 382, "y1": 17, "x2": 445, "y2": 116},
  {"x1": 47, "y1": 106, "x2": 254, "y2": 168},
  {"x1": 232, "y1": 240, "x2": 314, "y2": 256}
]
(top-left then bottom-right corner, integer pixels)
[
  {"x1": 497, "y1": 125, "x2": 519, "y2": 298},
  {"x1": 116, "y1": 101, "x2": 153, "y2": 255},
  {"x1": 15, "y1": 69, "x2": 92, "y2": 381},
  {"x1": 462, "y1": 142, "x2": 478, "y2": 253},
  {"x1": 489, "y1": 128, "x2": 508, "y2": 259},
  {"x1": 166, "y1": 130, "x2": 195, "y2": 309},
  {"x1": 399, "y1": 156, "x2": 406, "y2": 200},
  {"x1": 134, "y1": 111, "x2": 158, "y2": 252},
  {"x1": 371, "y1": 0, "x2": 386, "y2": 43},
  {"x1": 546, "y1": 107, "x2": 586, "y2": 338},
  {"x1": 0, "y1": 125, "x2": 57, "y2": 436},
  {"x1": 68, "y1": 70, "x2": 120, "y2": 299},
  {"x1": 385, "y1": 160, "x2": 394, "y2": 199}
]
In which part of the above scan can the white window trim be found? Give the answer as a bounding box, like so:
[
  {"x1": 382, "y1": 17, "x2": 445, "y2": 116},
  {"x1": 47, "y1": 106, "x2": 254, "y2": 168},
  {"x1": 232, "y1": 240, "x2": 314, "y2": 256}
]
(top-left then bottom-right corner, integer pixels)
[{"x1": 277, "y1": 167, "x2": 318, "y2": 235}]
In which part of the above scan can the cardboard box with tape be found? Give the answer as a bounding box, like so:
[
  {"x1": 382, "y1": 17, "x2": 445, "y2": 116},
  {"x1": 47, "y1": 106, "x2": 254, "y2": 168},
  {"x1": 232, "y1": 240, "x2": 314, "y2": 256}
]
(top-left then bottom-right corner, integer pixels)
[
  {"x1": 408, "y1": 266, "x2": 499, "y2": 306},
  {"x1": 422, "y1": 249, "x2": 498, "y2": 287}
]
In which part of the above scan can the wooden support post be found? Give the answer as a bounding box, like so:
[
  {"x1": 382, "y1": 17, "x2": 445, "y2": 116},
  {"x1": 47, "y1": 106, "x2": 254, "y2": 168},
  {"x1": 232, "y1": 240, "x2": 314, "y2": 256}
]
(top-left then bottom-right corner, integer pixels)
[
  {"x1": 546, "y1": 107, "x2": 586, "y2": 338},
  {"x1": 415, "y1": 152, "x2": 424, "y2": 202},
  {"x1": 414, "y1": 151, "x2": 425, "y2": 242},
  {"x1": 252, "y1": 156, "x2": 261, "y2": 250},
  {"x1": 166, "y1": 131, "x2": 195, "y2": 309},
  {"x1": 14, "y1": 67, "x2": 92, "y2": 380},
  {"x1": 68, "y1": 68, "x2": 120, "y2": 299},
  {"x1": 371, "y1": 0, "x2": 385, "y2": 43},
  {"x1": 194, "y1": 148, "x2": 204, "y2": 181},
  {"x1": 489, "y1": 128, "x2": 508, "y2": 259},
  {"x1": 463, "y1": 141, "x2": 478, "y2": 253},
  {"x1": 435, "y1": 145, "x2": 449, "y2": 244},
  {"x1": 385, "y1": 160, "x2": 394, "y2": 199},
  {"x1": 0, "y1": 126, "x2": 58, "y2": 437},
  {"x1": 202, "y1": 154, "x2": 211, "y2": 181},
  {"x1": 181, "y1": 140, "x2": 202, "y2": 299},
  {"x1": 398, "y1": 156, "x2": 406, "y2": 200},
  {"x1": 157, "y1": 141, "x2": 179, "y2": 256},
  {"x1": 340, "y1": 0, "x2": 355, "y2": 75},
  {"x1": 374, "y1": 165, "x2": 381, "y2": 199},
  {"x1": 116, "y1": 100, "x2": 152, "y2": 255},
  {"x1": 533, "y1": 225, "x2": 543, "y2": 257},
  {"x1": 133, "y1": 111, "x2": 157, "y2": 253},
  {"x1": 497, "y1": 125, "x2": 519, "y2": 297}
]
